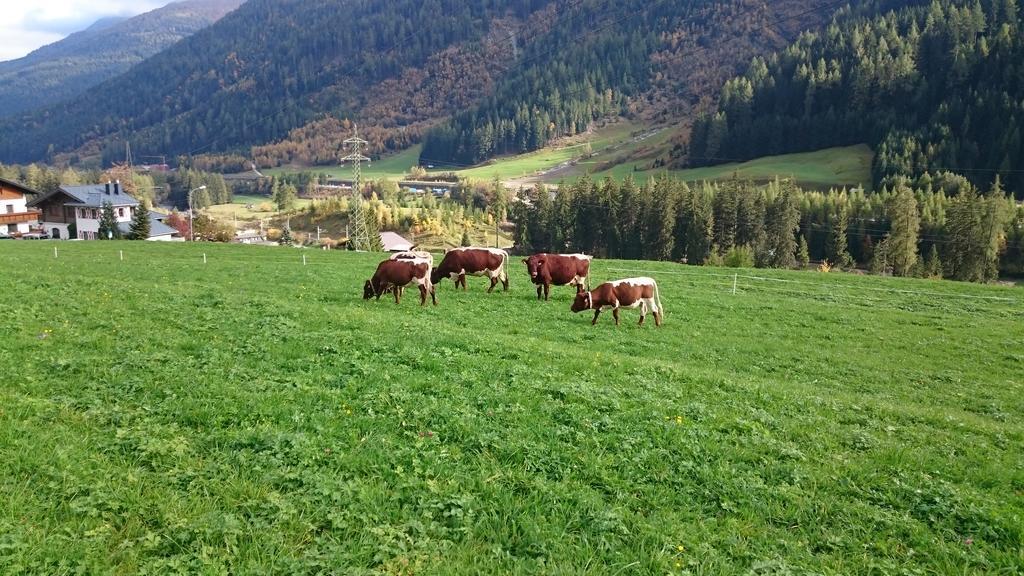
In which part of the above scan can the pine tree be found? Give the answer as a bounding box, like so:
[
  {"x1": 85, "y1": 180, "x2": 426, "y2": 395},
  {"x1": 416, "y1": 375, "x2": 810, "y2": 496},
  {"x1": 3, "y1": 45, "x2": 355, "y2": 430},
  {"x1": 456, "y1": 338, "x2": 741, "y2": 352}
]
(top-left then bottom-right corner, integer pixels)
[
  {"x1": 98, "y1": 202, "x2": 120, "y2": 240},
  {"x1": 363, "y1": 207, "x2": 383, "y2": 251},
  {"x1": 128, "y1": 203, "x2": 151, "y2": 240},
  {"x1": 798, "y1": 235, "x2": 810, "y2": 268},
  {"x1": 923, "y1": 244, "x2": 944, "y2": 278},
  {"x1": 885, "y1": 183, "x2": 920, "y2": 276},
  {"x1": 761, "y1": 181, "x2": 800, "y2": 268},
  {"x1": 279, "y1": 225, "x2": 294, "y2": 246},
  {"x1": 827, "y1": 204, "x2": 854, "y2": 269},
  {"x1": 460, "y1": 229, "x2": 472, "y2": 247},
  {"x1": 686, "y1": 188, "x2": 714, "y2": 265}
]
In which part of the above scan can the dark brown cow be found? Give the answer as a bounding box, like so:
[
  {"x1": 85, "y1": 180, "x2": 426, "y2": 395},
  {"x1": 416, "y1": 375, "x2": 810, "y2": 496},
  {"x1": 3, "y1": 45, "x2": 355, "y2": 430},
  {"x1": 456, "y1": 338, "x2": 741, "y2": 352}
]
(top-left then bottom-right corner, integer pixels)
[
  {"x1": 523, "y1": 253, "x2": 592, "y2": 300},
  {"x1": 571, "y1": 277, "x2": 663, "y2": 326},
  {"x1": 364, "y1": 258, "x2": 437, "y2": 305},
  {"x1": 431, "y1": 247, "x2": 509, "y2": 292}
]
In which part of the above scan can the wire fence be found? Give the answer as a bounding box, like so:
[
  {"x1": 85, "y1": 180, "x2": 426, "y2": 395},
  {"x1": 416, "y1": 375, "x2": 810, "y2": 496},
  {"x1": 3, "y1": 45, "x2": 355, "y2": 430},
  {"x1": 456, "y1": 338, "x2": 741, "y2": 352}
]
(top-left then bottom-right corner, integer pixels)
[{"x1": 29, "y1": 245, "x2": 1022, "y2": 316}]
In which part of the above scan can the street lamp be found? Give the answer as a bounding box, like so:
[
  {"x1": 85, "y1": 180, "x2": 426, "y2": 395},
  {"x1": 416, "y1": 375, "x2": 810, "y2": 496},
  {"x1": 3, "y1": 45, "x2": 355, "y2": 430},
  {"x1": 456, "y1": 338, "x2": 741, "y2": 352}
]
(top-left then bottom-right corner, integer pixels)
[{"x1": 188, "y1": 185, "x2": 207, "y2": 242}]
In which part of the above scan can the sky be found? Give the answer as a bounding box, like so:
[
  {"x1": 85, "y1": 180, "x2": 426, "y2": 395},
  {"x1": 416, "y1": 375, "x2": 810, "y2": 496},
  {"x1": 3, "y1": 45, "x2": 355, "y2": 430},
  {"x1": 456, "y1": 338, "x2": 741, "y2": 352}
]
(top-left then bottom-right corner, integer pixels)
[{"x1": 0, "y1": 1, "x2": 165, "y2": 61}]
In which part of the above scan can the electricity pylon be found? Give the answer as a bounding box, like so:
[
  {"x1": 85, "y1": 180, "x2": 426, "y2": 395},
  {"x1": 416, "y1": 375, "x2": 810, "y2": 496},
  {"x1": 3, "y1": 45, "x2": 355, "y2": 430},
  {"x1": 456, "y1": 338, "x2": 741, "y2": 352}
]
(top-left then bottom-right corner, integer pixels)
[{"x1": 341, "y1": 124, "x2": 372, "y2": 251}]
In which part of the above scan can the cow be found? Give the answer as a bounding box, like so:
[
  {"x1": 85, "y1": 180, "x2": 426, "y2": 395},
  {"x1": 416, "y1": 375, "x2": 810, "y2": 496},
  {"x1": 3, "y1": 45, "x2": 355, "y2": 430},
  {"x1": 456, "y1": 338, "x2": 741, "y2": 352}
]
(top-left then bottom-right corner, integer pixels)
[
  {"x1": 523, "y1": 253, "x2": 592, "y2": 300},
  {"x1": 431, "y1": 247, "x2": 509, "y2": 292},
  {"x1": 387, "y1": 251, "x2": 434, "y2": 297},
  {"x1": 571, "y1": 277, "x2": 663, "y2": 327},
  {"x1": 391, "y1": 250, "x2": 434, "y2": 266},
  {"x1": 364, "y1": 258, "x2": 437, "y2": 306}
]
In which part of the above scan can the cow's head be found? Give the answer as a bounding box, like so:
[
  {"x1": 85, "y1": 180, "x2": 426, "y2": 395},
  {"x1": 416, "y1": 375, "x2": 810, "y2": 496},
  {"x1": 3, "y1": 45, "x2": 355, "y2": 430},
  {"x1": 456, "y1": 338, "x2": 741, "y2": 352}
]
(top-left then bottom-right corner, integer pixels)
[
  {"x1": 430, "y1": 268, "x2": 442, "y2": 285},
  {"x1": 570, "y1": 291, "x2": 592, "y2": 313},
  {"x1": 524, "y1": 254, "x2": 545, "y2": 280},
  {"x1": 363, "y1": 280, "x2": 375, "y2": 300}
]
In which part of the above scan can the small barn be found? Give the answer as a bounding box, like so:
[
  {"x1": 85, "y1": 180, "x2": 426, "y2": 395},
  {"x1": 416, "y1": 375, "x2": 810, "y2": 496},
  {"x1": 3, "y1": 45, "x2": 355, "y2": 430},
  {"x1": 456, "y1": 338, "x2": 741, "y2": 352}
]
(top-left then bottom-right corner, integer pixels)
[{"x1": 380, "y1": 231, "x2": 415, "y2": 252}]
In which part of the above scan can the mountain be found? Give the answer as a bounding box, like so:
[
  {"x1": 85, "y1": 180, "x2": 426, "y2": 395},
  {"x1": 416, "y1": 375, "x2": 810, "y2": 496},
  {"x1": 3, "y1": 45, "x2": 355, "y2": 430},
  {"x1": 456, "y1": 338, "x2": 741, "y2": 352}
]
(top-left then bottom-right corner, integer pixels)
[
  {"x1": 0, "y1": 0, "x2": 243, "y2": 119},
  {"x1": 684, "y1": 0, "x2": 1024, "y2": 197},
  {"x1": 0, "y1": 0, "x2": 909, "y2": 169}
]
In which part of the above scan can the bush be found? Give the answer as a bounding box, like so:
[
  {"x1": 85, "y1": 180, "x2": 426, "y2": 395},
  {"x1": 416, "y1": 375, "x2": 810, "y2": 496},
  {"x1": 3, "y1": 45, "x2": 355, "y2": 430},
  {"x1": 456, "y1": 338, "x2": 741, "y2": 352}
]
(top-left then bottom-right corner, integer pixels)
[{"x1": 724, "y1": 245, "x2": 755, "y2": 268}]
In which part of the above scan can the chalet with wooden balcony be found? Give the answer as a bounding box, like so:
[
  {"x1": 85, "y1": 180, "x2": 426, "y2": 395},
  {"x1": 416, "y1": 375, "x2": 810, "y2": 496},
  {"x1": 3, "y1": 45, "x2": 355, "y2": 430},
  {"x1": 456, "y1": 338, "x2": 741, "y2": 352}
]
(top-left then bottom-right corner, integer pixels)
[
  {"x1": 27, "y1": 181, "x2": 181, "y2": 241},
  {"x1": 0, "y1": 177, "x2": 42, "y2": 236}
]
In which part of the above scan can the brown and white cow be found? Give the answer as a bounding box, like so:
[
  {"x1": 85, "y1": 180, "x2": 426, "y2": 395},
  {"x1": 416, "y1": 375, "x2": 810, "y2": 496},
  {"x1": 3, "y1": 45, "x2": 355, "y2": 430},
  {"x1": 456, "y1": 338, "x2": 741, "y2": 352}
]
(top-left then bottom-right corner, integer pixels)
[
  {"x1": 523, "y1": 253, "x2": 592, "y2": 300},
  {"x1": 387, "y1": 251, "x2": 434, "y2": 297},
  {"x1": 431, "y1": 247, "x2": 509, "y2": 292},
  {"x1": 364, "y1": 258, "x2": 437, "y2": 305},
  {"x1": 390, "y1": 250, "x2": 434, "y2": 266},
  {"x1": 571, "y1": 277, "x2": 663, "y2": 326}
]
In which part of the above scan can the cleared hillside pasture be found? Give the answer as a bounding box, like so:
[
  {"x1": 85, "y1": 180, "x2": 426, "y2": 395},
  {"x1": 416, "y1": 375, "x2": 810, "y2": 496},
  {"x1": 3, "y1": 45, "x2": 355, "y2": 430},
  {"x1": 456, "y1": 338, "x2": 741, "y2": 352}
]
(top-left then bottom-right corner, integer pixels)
[
  {"x1": 1, "y1": 242, "x2": 1022, "y2": 574},
  {"x1": 593, "y1": 145, "x2": 875, "y2": 191}
]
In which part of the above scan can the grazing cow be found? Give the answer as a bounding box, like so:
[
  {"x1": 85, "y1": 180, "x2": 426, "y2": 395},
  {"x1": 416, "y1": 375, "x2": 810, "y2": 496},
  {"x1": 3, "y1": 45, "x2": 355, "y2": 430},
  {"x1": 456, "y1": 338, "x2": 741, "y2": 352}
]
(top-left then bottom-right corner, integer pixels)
[
  {"x1": 523, "y1": 253, "x2": 592, "y2": 300},
  {"x1": 391, "y1": 250, "x2": 434, "y2": 266},
  {"x1": 364, "y1": 258, "x2": 437, "y2": 305},
  {"x1": 431, "y1": 247, "x2": 509, "y2": 292},
  {"x1": 571, "y1": 277, "x2": 663, "y2": 326},
  {"x1": 387, "y1": 251, "x2": 434, "y2": 297}
]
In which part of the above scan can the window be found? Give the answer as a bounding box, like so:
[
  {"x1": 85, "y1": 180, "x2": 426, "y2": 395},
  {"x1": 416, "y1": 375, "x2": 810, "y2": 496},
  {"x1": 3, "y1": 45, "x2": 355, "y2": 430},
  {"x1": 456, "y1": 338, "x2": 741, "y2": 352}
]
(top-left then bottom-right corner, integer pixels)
[
  {"x1": 91, "y1": 209, "x2": 98, "y2": 219},
  {"x1": 5, "y1": 204, "x2": 12, "y2": 213},
  {"x1": 118, "y1": 208, "x2": 125, "y2": 218},
  {"x1": 7, "y1": 224, "x2": 15, "y2": 233}
]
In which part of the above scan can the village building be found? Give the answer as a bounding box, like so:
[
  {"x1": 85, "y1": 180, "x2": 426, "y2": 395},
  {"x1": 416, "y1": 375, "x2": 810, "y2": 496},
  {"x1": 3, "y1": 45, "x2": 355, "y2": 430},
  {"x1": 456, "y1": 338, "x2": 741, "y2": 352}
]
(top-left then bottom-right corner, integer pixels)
[
  {"x1": 27, "y1": 181, "x2": 181, "y2": 241},
  {"x1": 380, "y1": 231, "x2": 415, "y2": 252},
  {"x1": 0, "y1": 177, "x2": 42, "y2": 237}
]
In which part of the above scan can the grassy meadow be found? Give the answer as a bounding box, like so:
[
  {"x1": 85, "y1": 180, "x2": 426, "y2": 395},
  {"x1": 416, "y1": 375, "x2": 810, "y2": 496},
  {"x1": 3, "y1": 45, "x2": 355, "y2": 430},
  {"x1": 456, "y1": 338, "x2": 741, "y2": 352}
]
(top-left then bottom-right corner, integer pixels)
[
  {"x1": 1, "y1": 242, "x2": 1022, "y2": 574},
  {"x1": 590, "y1": 145, "x2": 875, "y2": 191}
]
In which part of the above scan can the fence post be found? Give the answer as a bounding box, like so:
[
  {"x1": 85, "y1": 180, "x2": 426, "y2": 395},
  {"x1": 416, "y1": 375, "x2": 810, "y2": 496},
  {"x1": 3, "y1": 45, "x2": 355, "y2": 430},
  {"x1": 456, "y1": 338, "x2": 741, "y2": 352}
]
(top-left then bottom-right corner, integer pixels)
[
  {"x1": 303, "y1": 254, "x2": 307, "y2": 266},
  {"x1": 54, "y1": 246, "x2": 58, "y2": 258},
  {"x1": 119, "y1": 250, "x2": 123, "y2": 262},
  {"x1": 733, "y1": 273, "x2": 738, "y2": 295},
  {"x1": 203, "y1": 253, "x2": 207, "y2": 264}
]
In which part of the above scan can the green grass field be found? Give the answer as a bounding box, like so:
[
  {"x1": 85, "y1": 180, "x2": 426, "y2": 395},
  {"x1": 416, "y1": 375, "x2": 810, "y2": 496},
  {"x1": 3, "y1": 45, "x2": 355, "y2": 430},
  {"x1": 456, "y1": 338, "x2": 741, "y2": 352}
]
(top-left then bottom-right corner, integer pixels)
[
  {"x1": 2, "y1": 242, "x2": 1022, "y2": 574},
  {"x1": 591, "y1": 145, "x2": 875, "y2": 191}
]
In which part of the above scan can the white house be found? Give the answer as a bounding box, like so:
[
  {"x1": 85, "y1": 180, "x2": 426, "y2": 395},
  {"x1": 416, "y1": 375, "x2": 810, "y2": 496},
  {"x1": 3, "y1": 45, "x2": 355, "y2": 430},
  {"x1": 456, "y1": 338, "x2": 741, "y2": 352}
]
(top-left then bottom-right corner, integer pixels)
[
  {"x1": 0, "y1": 177, "x2": 42, "y2": 236},
  {"x1": 28, "y1": 181, "x2": 180, "y2": 241}
]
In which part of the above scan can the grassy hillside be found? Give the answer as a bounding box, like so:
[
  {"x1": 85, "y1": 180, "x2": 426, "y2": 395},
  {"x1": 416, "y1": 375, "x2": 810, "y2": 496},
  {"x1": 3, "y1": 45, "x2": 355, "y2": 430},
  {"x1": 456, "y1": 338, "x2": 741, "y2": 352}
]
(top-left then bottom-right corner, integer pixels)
[
  {"x1": 591, "y1": 144, "x2": 874, "y2": 190},
  {"x1": 1, "y1": 242, "x2": 1022, "y2": 573}
]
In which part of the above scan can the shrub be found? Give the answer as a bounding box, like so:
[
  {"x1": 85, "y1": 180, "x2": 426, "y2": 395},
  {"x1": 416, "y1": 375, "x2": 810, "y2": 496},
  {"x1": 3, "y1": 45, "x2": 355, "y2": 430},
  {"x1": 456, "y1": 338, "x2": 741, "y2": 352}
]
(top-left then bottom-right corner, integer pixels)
[{"x1": 724, "y1": 245, "x2": 755, "y2": 268}]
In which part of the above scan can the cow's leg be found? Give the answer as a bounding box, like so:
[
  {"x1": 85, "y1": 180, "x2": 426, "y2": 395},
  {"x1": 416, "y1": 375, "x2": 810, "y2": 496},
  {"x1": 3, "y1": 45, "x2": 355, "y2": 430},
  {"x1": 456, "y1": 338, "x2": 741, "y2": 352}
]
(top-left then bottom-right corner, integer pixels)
[
  {"x1": 502, "y1": 271, "x2": 509, "y2": 292},
  {"x1": 430, "y1": 284, "x2": 438, "y2": 306},
  {"x1": 591, "y1": 309, "x2": 602, "y2": 325},
  {"x1": 460, "y1": 274, "x2": 468, "y2": 291},
  {"x1": 639, "y1": 301, "x2": 648, "y2": 326},
  {"x1": 393, "y1": 287, "x2": 401, "y2": 304},
  {"x1": 536, "y1": 284, "x2": 543, "y2": 300},
  {"x1": 543, "y1": 283, "x2": 550, "y2": 301},
  {"x1": 612, "y1": 308, "x2": 621, "y2": 326},
  {"x1": 654, "y1": 310, "x2": 663, "y2": 327},
  {"x1": 487, "y1": 274, "x2": 497, "y2": 293},
  {"x1": 418, "y1": 284, "x2": 428, "y2": 306}
]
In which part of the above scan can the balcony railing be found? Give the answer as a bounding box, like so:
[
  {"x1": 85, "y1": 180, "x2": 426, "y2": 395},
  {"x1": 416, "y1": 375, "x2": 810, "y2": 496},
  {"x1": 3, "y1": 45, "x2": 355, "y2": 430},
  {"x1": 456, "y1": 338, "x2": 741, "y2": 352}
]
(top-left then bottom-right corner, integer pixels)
[{"x1": 0, "y1": 210, "x2": 41, "y2": 225}]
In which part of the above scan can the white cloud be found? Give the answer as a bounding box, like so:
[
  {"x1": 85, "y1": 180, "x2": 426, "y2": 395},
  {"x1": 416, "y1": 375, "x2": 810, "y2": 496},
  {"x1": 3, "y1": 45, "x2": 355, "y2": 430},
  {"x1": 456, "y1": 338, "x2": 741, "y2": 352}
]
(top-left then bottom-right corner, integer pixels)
[{"x1": 0, "y1": 0, "x2": 165, "y2": 62}]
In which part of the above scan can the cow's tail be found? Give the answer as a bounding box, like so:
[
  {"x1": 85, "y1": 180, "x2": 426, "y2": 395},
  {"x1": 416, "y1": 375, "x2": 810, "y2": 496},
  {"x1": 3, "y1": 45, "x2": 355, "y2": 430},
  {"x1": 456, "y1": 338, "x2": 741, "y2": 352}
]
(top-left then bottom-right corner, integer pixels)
[
  {"x1": 501, "y1": 249, "x2": 510, "y2": 284},
  {"x1": 654, "y1": 280, "x2": 664, "y2": 317}
]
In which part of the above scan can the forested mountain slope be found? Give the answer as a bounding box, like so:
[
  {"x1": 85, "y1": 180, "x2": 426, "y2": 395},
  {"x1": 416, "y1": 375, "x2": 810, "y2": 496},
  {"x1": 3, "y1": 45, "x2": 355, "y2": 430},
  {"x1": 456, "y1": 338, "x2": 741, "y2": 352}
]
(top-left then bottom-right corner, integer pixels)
[
  {"x1": 0, "y1": 0, "x2": 242, "y2": 119},
  {"x1": 0, "y1": 0, "x2": 914, "y2": 169},
  {"x1": 685, "y1": 0, "x2": 1024, "y2": 196}
]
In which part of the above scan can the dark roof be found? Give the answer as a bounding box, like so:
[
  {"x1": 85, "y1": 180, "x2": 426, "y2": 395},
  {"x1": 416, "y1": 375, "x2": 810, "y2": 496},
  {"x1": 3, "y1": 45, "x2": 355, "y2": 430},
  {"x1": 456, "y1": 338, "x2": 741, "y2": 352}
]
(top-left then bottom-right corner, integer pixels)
[
  {"x1": 28, "y1": 182, "x2": 140, "y2": 209},
  {"x1": 61, "y1": 184, "x2": 140, "y2": 208},
  {"x1": 116, "y1": 214, "x2": 178, "y2": 238},
  {"x1": 0, "y1": 176, "x2": 42, "y2": 197}
]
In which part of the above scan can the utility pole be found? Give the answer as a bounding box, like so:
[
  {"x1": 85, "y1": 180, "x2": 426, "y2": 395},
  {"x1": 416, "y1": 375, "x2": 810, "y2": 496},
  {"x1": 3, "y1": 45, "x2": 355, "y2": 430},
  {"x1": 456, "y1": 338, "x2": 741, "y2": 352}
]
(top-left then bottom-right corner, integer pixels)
[{"x1": 341, "y1": 124, "x2": 372, "y2": 251}]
